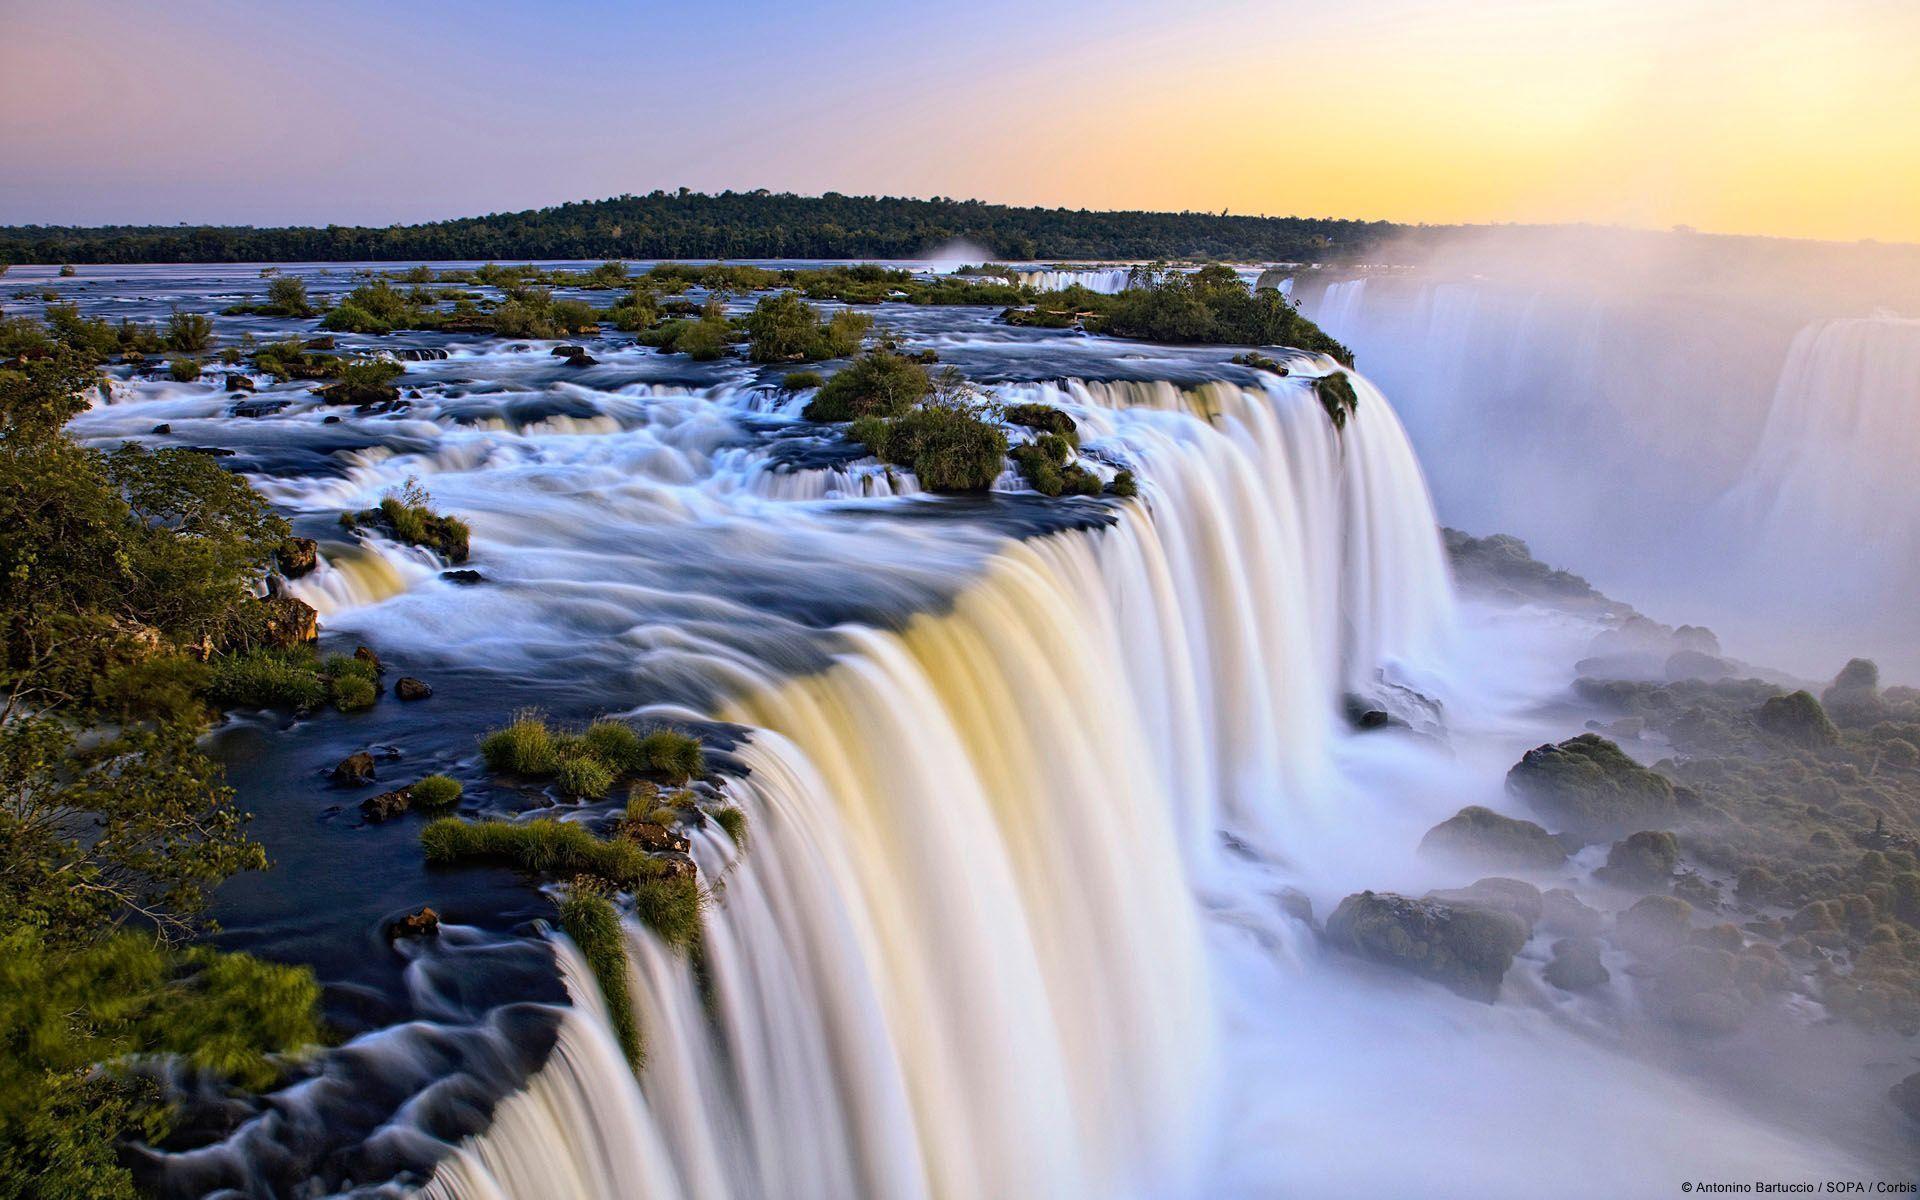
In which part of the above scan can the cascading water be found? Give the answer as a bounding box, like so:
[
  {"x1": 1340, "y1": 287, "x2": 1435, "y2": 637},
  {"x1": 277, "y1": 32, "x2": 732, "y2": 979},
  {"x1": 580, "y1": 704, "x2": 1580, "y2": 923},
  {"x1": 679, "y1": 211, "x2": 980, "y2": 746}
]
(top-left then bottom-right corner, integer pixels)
[
  {"x1": 420, "y1": 370, "x2": 1455, "y2": 1199},
  {"x1": 1298, "y1": 272, "x2": 1920, "y2": 674},
  {"x1": 1013, "y1": 267, "x2": 1135, "y2": 294}
]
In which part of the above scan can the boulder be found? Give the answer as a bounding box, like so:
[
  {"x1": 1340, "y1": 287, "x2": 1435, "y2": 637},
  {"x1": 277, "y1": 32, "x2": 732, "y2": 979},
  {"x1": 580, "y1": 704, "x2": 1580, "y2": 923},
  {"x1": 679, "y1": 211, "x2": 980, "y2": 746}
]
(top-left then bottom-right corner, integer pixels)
[
  {"x1": 1543, "y1": 936, "x2": 1610, "y2": 992},
  {"x1": 361, "y1": 788, "x2": 411, "y2": 822},
  {"x1": 1664, "y1": 649, "x2": 1733, "y2": 682},
  {"x1": 254, "y1": 595, "x2": 318, "y2": 649},
  {"x1": 389, "y1": 906, "x2": 439, "y2": 939},
  {"x1": 276, "y1": 536, "x2": 318, "y2": 579},
  {"x1": 1275, "y1": 887, "x2": 1316, "y2": 928},
  {"x1": 151, "y1": 422, "x2": 171, "y2": 434},
  {"x1": 1594, "y1": 830, "x2": 1678, "y2": 888},
  {"x1": 1541, "y1": 887, "x2": 1605, "y2": 937},
  {"x1": 1424, "y1": 877, "x2": 1543, "y2": 930},
  {"x1": 441, "y1": 569, "x2": 484, "y2": 585},
  {"x1": 1821, "y1": 658, "x2": 1884, "y2": 727},
  {"x1": 1611, "y1": 894, "x2": 1694, "y2": 955},
  {"x1": 331, "y1": 751, "x2": 377, "y2": 786},
  {"x1": 1506, "y1": 733, "x2": 1677, "y2": 841},
  {"x1": 621, "y1": 820, "x2": 691, "y2": 855},
  {"x1": 563, "y1": 352, "x2": 598, "y2": 367},
  {"x1": 1325, "y1": 890, "x2": 1530, "y2": 1003},
  {"x1": 655, "y1": 852, "x2": 699, "y2": 882},
  {"x1": 1889, "y1": 1072, "x2": 1920, "y2": 1127},
  {"x1": 225, "y1": 373, "x2": 256, "y2": 392},
  {"x1": 395, "y1": 676, "x2": 433, "y2": 701},
  {"x1": 1671, "y1": 872, "x2": 1721, "y2": 911},
  {"x1": 1419, "y1": 805, "x2": 1566, "y2": 870},
  {"x1": 551, "y1": 345, "x2": 586, "y2": 357},
  {"x1": 1753, "y1": 691, "x2": 1839, "y2": 748}
]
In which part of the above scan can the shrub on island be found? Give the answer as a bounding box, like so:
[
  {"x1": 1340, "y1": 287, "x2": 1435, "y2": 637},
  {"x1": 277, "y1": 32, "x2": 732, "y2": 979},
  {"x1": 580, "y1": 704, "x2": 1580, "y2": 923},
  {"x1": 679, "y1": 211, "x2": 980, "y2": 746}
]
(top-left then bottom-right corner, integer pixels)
[{"x1": 802, "y1": 349, "x2": 931, "y2": 421}]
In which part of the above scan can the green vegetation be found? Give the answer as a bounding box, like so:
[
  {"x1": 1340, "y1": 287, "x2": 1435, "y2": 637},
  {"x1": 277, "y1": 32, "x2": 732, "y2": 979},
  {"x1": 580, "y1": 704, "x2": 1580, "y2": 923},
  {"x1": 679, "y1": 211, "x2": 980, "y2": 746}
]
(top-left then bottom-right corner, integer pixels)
[
  {"x1": 743, "y1": 291, "x2": 871, "y2": 362},
  {"x1": 713, "y1": 806, "x2": 748, "y2": 847},
  {"x1": 207, "y1": 647, "x2": 328, "y2": 711},
  {"x1": 227, "y1": 275, "x2": 315, "y2": 318},
  {"x1": 1108, "y1": 469, "x2": 1138, "y2": 499},
  {"x1": 1314, "y1": 371, "x2": 1360, "y2": 430},
  {"x1": 781, "y1": 370, "x2": 824, "y2": 391},
  {"x1": 421, "y1": 817, "x2": 662, "y2": 888},
  {"x1": 343, "y1": 479, "x2": 471, "y2": 563},
  {"x1": 166, "y1": 356, "x2": 200, "y2": 382},
  {"x1": 1005, "y1": 264, "x2": 1355, "y2": 364},
  {"x1": 0, "y1": 190, "x2": 1408, "y2": 265},
  {"x1": 638, "y1": 300, "x2": 733, "y2": 360},
  {"x1": 407, "y1": 774, "x2": 464, "y2": 811},
  {"x1": 1003, "y1": 403, "x2": 1077, "y2": 441},
  {"x1": 0, "y1": 326, "x2": 322, "y2": 1192},
  {"x1": 556, "y1": 888, "x2": 641, "y2": 1069},
  {"x1": 480, "y1": 712, "x2": 706, "y2": 793},
  {"x1": 316, "y1": 358, "x2": 404, "y2": 405},
  {"x1": 1009, "y1": 433, "x2": 1101, "y2": 497},
  {"x1": 1232, "y1": 350, "x2": 1287, "y2": 374},
  {"x1": 164, "y1": 309, "x2": 215, "y2": 353},
  {"x1": 849, "y1": 373, "x2": 1009, "y2": 495},
  {"x1": 802, "y1": 349, "x2": 931, "y2": 421}
]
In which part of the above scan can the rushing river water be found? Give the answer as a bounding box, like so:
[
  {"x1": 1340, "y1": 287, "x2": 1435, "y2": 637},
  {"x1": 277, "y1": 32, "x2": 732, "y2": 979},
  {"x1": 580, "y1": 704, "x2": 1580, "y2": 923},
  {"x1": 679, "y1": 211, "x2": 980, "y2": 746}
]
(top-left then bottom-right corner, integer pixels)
[{"x1": 22, "y1": 260, "x2": 1909, "y2": 1196}]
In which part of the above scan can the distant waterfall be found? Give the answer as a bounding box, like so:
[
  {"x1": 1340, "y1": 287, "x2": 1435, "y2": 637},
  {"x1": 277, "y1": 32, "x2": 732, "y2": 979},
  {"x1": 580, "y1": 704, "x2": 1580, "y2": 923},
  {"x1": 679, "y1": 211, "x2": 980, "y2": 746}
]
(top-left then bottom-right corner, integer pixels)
[
  {"x1": 1299, "y1": 272, "x2": 1920, "y2": 672},
  {"x1": 1014, "y1": 267, "x2": 1134, "y2": 294},
  {"x1": 1727, "y1": 315, "x2": 1920, "y2": 600},
  {"x1": 425, "y1": 373, "x2": 1454, "y2": 1199}
]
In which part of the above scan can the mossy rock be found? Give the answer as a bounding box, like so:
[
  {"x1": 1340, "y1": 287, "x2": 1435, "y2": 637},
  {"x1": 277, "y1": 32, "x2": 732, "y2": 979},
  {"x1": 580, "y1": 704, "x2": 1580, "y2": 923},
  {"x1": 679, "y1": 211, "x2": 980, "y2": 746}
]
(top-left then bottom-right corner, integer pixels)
[
  {"x1": 1424, "y1": 877, "x2": 1543, "y2": 930},
  {"x1": 1611, "y1": 894, "x2": 1694, "y2": 955},
  {"x1": 1754, "y1": 690, "x2": 1839, "y2": 748},
  {"x1": 1418, "y1": 805, "x2": 1567, "y2": 870},
  {"x1": 1325, "y1": 890, "x2": 1529, "y2": 1003},
  {"x1": 1507, "y1": 733, "x2": 1677, "y2": 841},
  {"x1": 1595, "y1": 830, "x2": 1679, "y2": 888},
  {"x1": 1543, "y1": 936, "x2": 1610, "y2": 992}
]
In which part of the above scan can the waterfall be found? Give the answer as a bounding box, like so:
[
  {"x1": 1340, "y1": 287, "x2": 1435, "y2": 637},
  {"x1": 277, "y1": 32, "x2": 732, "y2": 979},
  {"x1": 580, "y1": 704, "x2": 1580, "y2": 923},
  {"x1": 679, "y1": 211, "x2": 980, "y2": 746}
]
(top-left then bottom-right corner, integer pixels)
[
  {"x1": 424, "y1": 371, "x2": 1456, "y2": 1198},
  {"x1": 1013, "y1": 267, "x2": 1135, "y2": 294},
  {"x1": 1297, "y1": 271, "x2": 1920, "y2": 672},
  {"x1": 1729, "y1": 315, "x2": 1920, "y2": 582}
]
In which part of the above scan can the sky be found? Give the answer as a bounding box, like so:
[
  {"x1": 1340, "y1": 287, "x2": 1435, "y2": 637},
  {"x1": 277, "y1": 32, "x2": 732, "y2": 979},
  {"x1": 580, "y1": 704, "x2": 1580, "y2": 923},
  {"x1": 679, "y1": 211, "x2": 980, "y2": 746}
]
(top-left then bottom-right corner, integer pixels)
[{"x1": 2, "y1": 0, "x2": 1916, "y2": 242}]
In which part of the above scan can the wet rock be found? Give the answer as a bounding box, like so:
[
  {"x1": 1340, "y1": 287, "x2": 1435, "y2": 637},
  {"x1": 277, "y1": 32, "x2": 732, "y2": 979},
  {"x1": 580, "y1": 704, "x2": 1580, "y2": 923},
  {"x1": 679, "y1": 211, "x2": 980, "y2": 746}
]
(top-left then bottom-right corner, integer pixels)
[
  {"x1": 151, "y1": 422, "x2": 171, "y2": 435},
  {"x1": 1664, "y1": 649, "x2": 1733, "y2": 682},
  {"x1": 361, "y1": 788, "x2": 411, "y2": 822},
  {"x1": 395, "y1": 348, "x2": 449, "y2": 361},
  {"x1": 388, "y1": 907, "x2": 439, "y2": 939},
  {"x1": 276, "y1": 536, "x2": 318, "y2": 579},
  {"x1": 253, "y1": 595, "x2": 318, "y2": 648},
  {"x1": 304, "y1": 336, "x2": 336, "y2": 351},
  {"x1": 1821, "y1": 658, "x2": 1884, "y2": 727},
  {"x1": 1753, "y1": 691, "x2": 1839, "y2": 748},
  {"x1": 1541, "y1": 888, "x2": 1605, "y2": 937},
  {"x1": 331, "y1": 751, "x2": 377, "y2": 787},
  {"x1": 563, "y1": 352, "x2": 597, "y2": 367},
  {"x1": 621, "y1": 820, "x2": 691, "y2": 855},
  {"x1": 1611, "y1": 894, "x2": 1694, "y2": 955},
  {"x1": 322, "y1": 414, "x2": 342, "y2": 425},
  {"x1": 1889, "y1": 1072, "x2": 1920, "y2": 1127},
  {"x1": 551, "y1": 345, "x2": 586, "y2": 357},
  {"x1": 655, "y1": 852, "x2": 698, "y2": 882},
  {"x1": 1671, "y1": 871, "x2": 1721, "y2": 911},
  {"x1": 1325, "y1": 890, "x2": 1530, "y2": 1003},
  {"x1": 185, "y1": 445, "x2": 236, "y2": 457},
  {"x1": 395, "y1": 676, "x2": 432, "y2": 701},
  {"x1": 225, "y1": 373, "x2": 256, "y2": 392},
  {"x1": 231, "y1": 399, "x2": 288, "y2": 419},
  {"x1": 1275, "y1": 887, "x2": 1316, "y2": 928},
  {"x1": 354, "y1": 645, "x2": 384, "y2": 674},
  {"x1": 1419, "y1": 805, "x2": 1566, "y2": 870},
  {"x1": 1424, "y1": 877, "x2": 1543, "y2": 930},
  {"x1": 1506, "y1": 733, "x2": 1678, "y2": 841},
  {"x1": 1543, "y1": 936, "x2": 1610, "y2": 992},
  {"x1": 441, "y1": 569, "x2": 484, "y2": 585},
  {"x1": 1594, "y1": 830, "x2": 1678, "y2": 888}
]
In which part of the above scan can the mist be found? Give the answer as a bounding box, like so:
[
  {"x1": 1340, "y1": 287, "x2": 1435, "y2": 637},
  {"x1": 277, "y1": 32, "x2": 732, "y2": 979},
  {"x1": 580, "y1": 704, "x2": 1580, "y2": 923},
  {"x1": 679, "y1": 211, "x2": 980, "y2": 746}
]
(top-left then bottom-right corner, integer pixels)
[{"x1": 1295, "y1": 226, "x2": 1920, "y2": 679}]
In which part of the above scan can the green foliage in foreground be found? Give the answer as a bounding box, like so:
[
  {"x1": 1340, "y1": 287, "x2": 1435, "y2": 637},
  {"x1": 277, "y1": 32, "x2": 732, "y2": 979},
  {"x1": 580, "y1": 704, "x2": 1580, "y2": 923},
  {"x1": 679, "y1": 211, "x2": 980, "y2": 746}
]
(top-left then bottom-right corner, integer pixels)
[
  {"x1": 408, "y1": 774, "x2": 464, "y2": 810},
  {"x1": 1010, "y1": 434, "x2": 1102, "y2": 497},
  {"x1": 556, "y1": 890, "x2": 642, "y2": 1069},
  {"x1": 1, "y1": 328, "x2": 323, "y2": 1193},
  {"x1": 0, "y1": 927, "x2": 323, "y2": 1198},
  {"x1": 712, "y1": 806, "x2": 748, "y2": 848}
]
